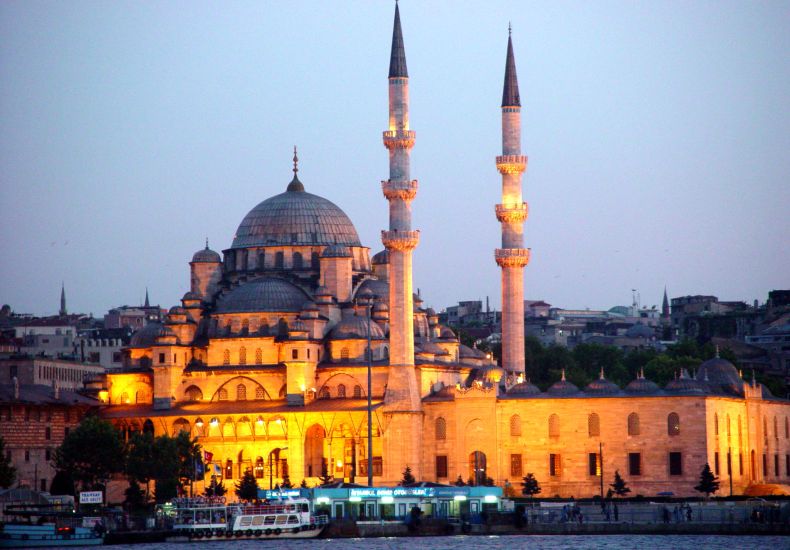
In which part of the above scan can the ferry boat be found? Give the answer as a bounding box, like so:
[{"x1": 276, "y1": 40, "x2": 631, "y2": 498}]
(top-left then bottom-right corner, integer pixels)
[
  {"x1": 0, "y1": 506, "x2": 104, "y2": 548},
  {"x1": 168, "y1": 497, "x2": 328, "y2": 541}
]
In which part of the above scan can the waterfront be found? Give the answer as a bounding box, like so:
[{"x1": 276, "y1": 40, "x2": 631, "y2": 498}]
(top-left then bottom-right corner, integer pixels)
[{"x1": 74, "y1": 535, "x2": 785, "y2": 550}]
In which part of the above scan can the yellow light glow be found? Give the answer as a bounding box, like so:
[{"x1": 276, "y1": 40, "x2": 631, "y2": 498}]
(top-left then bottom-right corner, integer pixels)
[
  {"x1": 210, "y1": 418, "x2": 219, "y2": 427},
  {"x1": 98, "y1": 390, "x2": 108, "y2": 403},
  {"x1": 336, "y1": 460, "x2": 343, "y2": 469},
  {"x1": 256, "y1": 417, "x2": 264, "y2": 425},
  {"x1": 381, "y1": 496, "x2": 394, "y2": 504},
  {"x1": 195, "y1": 418, "x2": 204, "y2": 427}
]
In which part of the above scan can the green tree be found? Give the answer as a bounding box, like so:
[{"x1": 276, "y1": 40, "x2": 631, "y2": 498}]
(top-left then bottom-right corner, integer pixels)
[
  {"x1": 454, "y1": 475, "x2": 466, "y2": 487},
  {"x1": 126, "y1": 432, "x2": 156, "y2": 502},
  {"x1": 572, "y1": 343, "x2": 627, "y2": 386},
  {"x1": 521, "y1": 473, "x2": 541, "y2": 498},
  {"x1": 235, "y1": 469, "x2": 260, "y2": 501},
  {"x1": 124, "y1": 482, "x2": 146, "y2": 512},
  {"x1": 204, "y1": 476, "x2": 226, "y2": 497},
  {"x1": 0, "y1": 436, "x2": 16, "y2": 488},
  {"x1": 54, "y1": 416, "x2": 125, "y2": 490},
  {"x1": 174, "y1": 431, "x2": 202, "y2": 492},
  {"x1": 318, "y1": 463, "x2": 334, "y2": 485},
  {"x1": 49, "y1": 470, "x2": 74, "y2": 496},
  {"x1": 151, "y1": 434, "x2": 180, "y2": 503},
  {"x1": 610, "y1": 470, "x2": 631, "y2": 497},
  {"x1": 400, "y1": 465, "x2": 416, "y2": 485},
  {"x1": 155, "y1": 478, "x2": 178, "y2": 504},
  {"x1": 694, "y1": 463, "x2": 720, "y2": 498},
  {"x1": 280, "y1": 463, "x2": 293, "y2": 489},
  {"x1": 299, "y1": 479, "x2": 308, "y2": 489}
]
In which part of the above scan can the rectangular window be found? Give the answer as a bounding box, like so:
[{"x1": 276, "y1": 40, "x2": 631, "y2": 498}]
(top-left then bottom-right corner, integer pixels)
[
  {"x1": 372, "y1": 457, "x2": 383, "y2": 476},
  {"x1": 158, "y1": 353, "x2": 165, "y2": 364},
  {"x1": 292, "y1": 349, "x2": 298, "y2": 360},
  {"x1": 45, "y1": 449, "x2": 51, "y2": 461},
  {"x1": 763, "y1": 454, "x2": 768, "y2": 476},
  {"x1": 714, "y1": 452, "x2": 720, "y2": 476},
  {"x1": 628, "y1": 453, "x2": 641, "y2": 476},
  {"x1": 436, "y1": 455, "x2": 448, "y2": 479},
  {"x1": 549, "y1": 454, "x2": 561, "y2": 477},
  {"x1": 40, "y1": 479, "x2": 47, "y2": 491},
  {"x1": 510, "y1": 454, "x2": 522, "y2": 478},
  {"x1": 669, "y1": 452, "x2": 682, "y2": 475},
  {"x1": 786, "y1": 455, "x2": 790, "y2": 477},
  {"x1": 775, "y1": 454, "x2": 780, "y2": 476},
  {"x1": 588, "y1": 453, "x2": 601, "y2": 476},
  {"x1": 739, "y1": 453, "x2": 744, "y2": 476},
  {"x1": 25, "y1": 450, "x2": 30, "y2": 462},
  {"x1": 45, "y1": 427, "x2": 51, "y2": 440}
]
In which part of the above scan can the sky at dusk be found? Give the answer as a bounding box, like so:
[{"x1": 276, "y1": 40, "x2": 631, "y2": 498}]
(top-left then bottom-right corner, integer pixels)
[{"x1": 1, "y1": 1, "x2": 788, "y2": 318}]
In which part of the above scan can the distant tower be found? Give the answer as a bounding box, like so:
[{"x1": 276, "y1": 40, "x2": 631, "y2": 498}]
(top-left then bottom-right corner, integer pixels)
[
  {"x1": 59, "y1": 282, "x2": 67, "y2": 317},
  {"x1": 144, "y1": 287, "x2": 150, "y2": 308},
  {"x1": 380, "y1": 2, "x2": 422, "y2": 483},
  {"x1": 661, "y1": 287, "x2": 670, "y2": 323},
  {"x1": 495, "y1": 27, "x2": 529, "y2": 375}
]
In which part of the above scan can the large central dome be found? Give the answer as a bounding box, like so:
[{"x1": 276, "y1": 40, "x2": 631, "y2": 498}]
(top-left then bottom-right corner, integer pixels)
[{"x1": 231, "y1": 175, "x2": 361, "y2": 249}]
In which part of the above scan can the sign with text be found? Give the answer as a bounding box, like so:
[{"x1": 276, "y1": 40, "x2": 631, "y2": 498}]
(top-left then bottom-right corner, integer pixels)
[{"x1": 79, "y1": 491, "x2": 103, "y2": 504}]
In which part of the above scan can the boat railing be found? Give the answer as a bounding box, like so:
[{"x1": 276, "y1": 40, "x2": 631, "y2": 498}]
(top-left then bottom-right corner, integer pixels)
[
  {"x1": 237, "y1": 504, "x2": 301, "y2": 516},
  {"x1": 311, "y1": 514, "x2": 330, "y2": 526}
]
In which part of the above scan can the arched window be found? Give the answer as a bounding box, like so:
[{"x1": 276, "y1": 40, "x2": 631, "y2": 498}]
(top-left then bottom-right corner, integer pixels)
[
  {"x1": 255, "y1": 386, "x2": 266, "y2": 400},
  {"x1": 135, "y1": 390, "x2": 147, "y2": 404},
  {"x1": 774, "y1": 417, "x2": 779, "y2": 440},
  {"x1": 293, "y1": 252, "x2": 303, "y2": 269},
  {"x1": 255, "y1": 348, "x2": 262, "y2": 364},
  {"x1": 311, "y1": 252, "x2": 320, "y2": 269},
  {"x1": 468, "y1": 451, "x2": 487, "y2": 486},
  {"x1": 353, "y1": 385, "x2": 362, "y2": 398},
  {"x1": 340, "y1": 348, "x2": 350, "y2": 361},
  {"x1": 588, "y1": 413, "x2": 600, "y2": 437},
  {"x1": 223, "y1": 349, "x2": 230, "y2": 365},
  {"x1": 668, "y1": 413, "x2": 680, "y2": 436},
  {"x1": 241, "y1": 319, "x2": 249, "y2": 335},
  {"x1": 275, "y1": 251, "x2": 284, "y2": 269},
  {"x1": 239, "y1": 347, "x2": 246, "y2": 365},
  {"x1": 185, "y1": 385, "x2": 203, "y2": 402},
  {"x1": 738, "y1": 415, "x2": 743, "y2": 442},
  {"x1": 763, "y1": 416, "x2": 768, "y2": 443},
  {"x1": 727, "y1": 414, "x2": 731, "y2": 439},
  {"x1": 236, "y1": 384, "x2": 246, "y2": 401},
  {"x1": 714, "y1": 413, "x2": 719, "y2": 436},
  {"x1": 786, "y1": 417, "x2": 789, "y2": 439},
  {"x1": 319, "y1": 387, "x2": 330, "y2": 399},
  {"x1": 225, "y1": 459, "x2": 233, "y2": 480},
  {"x1": 257, "y1": 252, "x2": 265, "y2": 269},
  {"x1": 218, "y1": 388, "x2": 228, "y2": 401},
  {"x1": 436, "y1": 417, "x2": 447, "y2": 440},
  {"x1": 120, "y1": 391, "x2": 129, "y2": 404},
  {"x1": 548, "y1": 414, "x2": 560, "y2": 438},
  {"x1": 292, "y1": 349, "x2": 298, "y2": 360},
  {"x1": 173, "y1": 418, "x2": 190, "y2": 435},
  {"x1": 627, "y1": 413, "x2": 640, "y2": 436},
  {"x1": 337, "y1": 384, "x2": 346, "y2": 398},
  {"x1": 510, "y1": 414, "x2": 522, "y2": 437},
  {"x1": 254, "y1": 457, "x2": 264, "y2": 479}
]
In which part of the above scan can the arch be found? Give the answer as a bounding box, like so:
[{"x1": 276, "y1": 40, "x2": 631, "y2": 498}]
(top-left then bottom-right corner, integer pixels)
[
  {"x1": 119, "y1": 391, "x2": 130, "y2": 404},
  {"x1": 236, "y1": 383, "x2": 247, "y2": 401},
  {"x1": 213, "y1": 376, "x2": 269, "y2": 402},
  {"x1": 304, "y1": 424, "x2": 326, "y2": 478},
  {"x1": 319, "y1": 386, "x2": 330, "y2": 399},
  {"x1": 353, "y1": 385, "x2": 363, "y2": 398},
  {"x1": 337, "y1": 384, "x2": 346, "y2": 398},
  {"x1": 468, "y1": 451, "x2": 487, "y2": 485},
  {"x1": 239, "y1": 347, "x2": 247, "y2": 365},
  {"x1": 268, "y1": 416, "x2": 287, "y2": 439},
  {"x1": 143, "y1": 419, "x2": 154, "y2": 434},
  {"x1": 193, "y1": 418, "x2": 205, "y2": 437},
  {"x1": 184, "y1": 385, "x2": 203, "y2": 402},
  {"x1": 435, "y1": 417, "x2": 447, "y2": 441},
  {"x1": 241, "y1": 320, "x2": 249, "y2": 335},
  {"x1": 588, "y1": 413, "x2": 600, "y2": 437},
  {"x1": 223, "y1": 349, "x2": 230, "y2": 365},
  {"x1": 293, "y1": 252, "x2": 303, "y2": 269},
  {"x1": 774, "y1": 416, "x2": 779, "y2": 440},
  {"x1": 218, "y1": 388, "x2": 228, "y2": 401},
  {"x1": 275, "y1": 251, "x2": 284, "y2": 269},
  {"x1": 173, "y1": 417, "x2": 190, "y2": 436},
  {"x1": 222, "y1": 417, "x2": 235, "y2": 438},
  {"x1": 668, "y1": 412, "x2": 680, "y2": 436},
  {"x1": 627, "y1": 412, "x2": 640, "y2": 436},
  {"x1": 254, "y1": 456, "x2": 265, "y2": 479},
  {"x1": 207, "y1": 417, "x2": 221, "y2": 437},
  {"x1": 135, "y1": 389, "x2": 150, "y2": 404},
  {"x1": 548, "y1": 414, "x2": 560, "y2": 438},
  {"x1": 510, "y1": 414, "x2": 522, "y2": 437},
  {"x1": 236, "y1": 416, "x2": 252, "y2": 437},
  {"x1": 225, "y1": 458, "x2": 234, "y2": 479}
]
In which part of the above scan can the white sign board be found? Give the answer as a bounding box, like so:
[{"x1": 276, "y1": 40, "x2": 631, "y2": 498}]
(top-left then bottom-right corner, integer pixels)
[{"x1": 79, "y1": 491, "x2": 103, "y2": 504}]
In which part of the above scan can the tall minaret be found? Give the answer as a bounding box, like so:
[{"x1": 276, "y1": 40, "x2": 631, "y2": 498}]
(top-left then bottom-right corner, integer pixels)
[
  {"x1": 380, "y1": 2, "x2": 422, "y2": 484},
  {"x1": 59, "y1": 282, "x2": 67, "y2": 317},
  {"x1": 495, "y1": 27, "x2": 529, "y2": 376}
]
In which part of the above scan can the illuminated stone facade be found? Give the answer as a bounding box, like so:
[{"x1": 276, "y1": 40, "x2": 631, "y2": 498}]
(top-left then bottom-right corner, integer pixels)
[{"x1": 101, "y1": 5, "x2": 790, "y2": 499}]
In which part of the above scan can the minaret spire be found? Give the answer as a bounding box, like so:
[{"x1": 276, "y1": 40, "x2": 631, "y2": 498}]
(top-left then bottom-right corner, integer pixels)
[
  {"x1": 389, "y1": 2, "x2": 408, "y2": 78},
  {"x1": 144, "y1": 287, "x2": 150, "y2": 308},
  {"x1": 495, "y1": 27, "x2": 529, "y2": 376},
  {"x1": 59, "y1": 282, "x2": 67, "y2": 317}
]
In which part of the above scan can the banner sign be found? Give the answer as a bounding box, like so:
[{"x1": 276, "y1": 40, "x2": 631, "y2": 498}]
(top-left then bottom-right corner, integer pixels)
[{"x1": 79, "y1": 491, "x2": 103, "y2": 504}]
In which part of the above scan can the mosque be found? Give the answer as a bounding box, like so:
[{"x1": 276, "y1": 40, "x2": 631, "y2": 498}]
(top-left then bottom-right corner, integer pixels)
[{"x1": 102, "y1": 5, "x2": 790, "y2": 498}]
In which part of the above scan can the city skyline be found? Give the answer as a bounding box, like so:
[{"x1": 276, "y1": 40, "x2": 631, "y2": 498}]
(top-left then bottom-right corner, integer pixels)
[{"x1": 1, "y1": 1, "x2": 788, "y2": 317}]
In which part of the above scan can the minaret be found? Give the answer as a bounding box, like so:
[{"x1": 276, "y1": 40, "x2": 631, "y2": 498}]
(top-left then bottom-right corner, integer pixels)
[
  {"x1": 144, "y1": 288, "x2": 150, "y2": 308},
  {"x1": 662, "y1": 287, "x2": 670, "y2": 320},
  {"x1": 495, "y1": 27, "x2": 529, "y2": 376},
  {"x1": 59, "y1": 282, "x2": 67, "y2": 317},
  {"x1": 380, "y1": 2, "x2": 422, "y2": 484}
]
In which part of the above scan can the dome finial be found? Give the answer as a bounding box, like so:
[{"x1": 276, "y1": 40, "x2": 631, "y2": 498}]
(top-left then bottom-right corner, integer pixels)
[
  {"x1": 561, "y1": 368, "x2": 566, "y2": 382},
  {"x1": 293, "y1": 145, "x2": 299, "y2": 176},
  {"x1": 715, "y1": 344, "x2": 720, "y2": 358},
  {"x1": 205, "y1": 237, "x2": 209, "y2": 250},
  {"x1": 599, "y1": 367, "x2": 605, "y2": 380},
  {"x1": 287, "y1": 145, "x2": 305, "y2": 192},
  {"x1": 508, "y1": 21, "x2": 512, "y2": 37}
]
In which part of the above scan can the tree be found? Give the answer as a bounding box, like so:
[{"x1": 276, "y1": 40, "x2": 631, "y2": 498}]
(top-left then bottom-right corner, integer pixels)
[
  {"x1": 317, "y1": 463, "x2": 334, "y2": 486},
  {"x1": 124, "y1": 482, "x2": 146, "y2": 511},
  {"x1": 126, "y1": 432, "x2": 156, "y2": 502},
  {"x1": 174, "y1": 431, "x2": 202, "y2": 492},
  {"x1": 280, "y1": 463, "x2": 293, "y2": 489},
  {"x1": 400, "y1": 466, "x2": 415, "y2": 486},
  {"x1": 694, "y1": 463, "x2": 720, "y2": 498},
  {"x1": 235, "y1": 469, "x2": 259, "y2": 501},
  {"x1": 50, "y1": 470, "x2": 75, "y2": 496},
  {"x1": 54, "y1": 416, "x2": 125, "y2": 490},
  {"x1": 521, "y1": 473, "x2": 541, "y2": 498},
  {"x1": 204, "y1": 476, "x2": 226, "y2": 497},
  {"x1": 0, "y1": 436, "x2": 16, "y2": 488},
  {"x1": 454, "y1": 475, "x2": 466, "y2": 487},
  {"x1": 610, "y1": 470, "x2": 631, "y2": 497},
  {"x1": 299, "y1": 479, "x2": 308, "y2": 489},
  {"x1": 151, "y1": 435, "x2": 180, "y2": 503}
]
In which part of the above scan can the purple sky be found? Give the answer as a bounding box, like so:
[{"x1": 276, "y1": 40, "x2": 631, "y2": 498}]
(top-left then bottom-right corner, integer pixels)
[{"x1": 1, "y1": 1, "x2": 788, "y2": 317}]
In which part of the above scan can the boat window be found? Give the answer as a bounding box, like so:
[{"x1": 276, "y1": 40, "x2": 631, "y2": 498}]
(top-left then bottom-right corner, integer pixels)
[
  {"x1": 288, "y1": 515, "x2": 299, "y2": 524},
  {"x1": 252, "y1": 516, "x2": 264, "y2": 526},
  {"x1": 264, "y1": 516, "x2": 276, "y2": 525},
  {"x1": 302, "y1": 503, "x2": 309, "y2": 512}
]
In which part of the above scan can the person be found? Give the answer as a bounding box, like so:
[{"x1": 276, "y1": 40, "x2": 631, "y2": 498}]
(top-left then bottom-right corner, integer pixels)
[
  {"x1": 614, "y1": 503, "x2": 619, "y2": 521},
  {"x1": 662, "y1": 507, "x2": 670, "y2": 524},
  {"x1": 685, "y1": 504, "x2": 692, "y2": 522}
]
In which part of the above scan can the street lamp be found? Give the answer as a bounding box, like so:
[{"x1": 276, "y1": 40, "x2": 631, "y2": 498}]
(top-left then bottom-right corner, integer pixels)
[
  {"x1": 270, "y1": 446, "x2": 288, "y2": 490},
  {"x1": 363, "y1": 295, "x2": 374, "y2": 488}
]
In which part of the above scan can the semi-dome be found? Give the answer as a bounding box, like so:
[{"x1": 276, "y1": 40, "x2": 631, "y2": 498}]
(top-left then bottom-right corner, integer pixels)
[
  {"x1": 215, "y1": 277, "x2": 309, "y2": 313},
  {"x1": 697, "y1": 356, "x2": 743, "y2": 395},
  {"x1": 129, "y1": 322, "x2": 163, "y2": 348},
  {"x1": 231, "y1": 175, "x2": 361, "y2": 249},
  {"x1": 371, "y1": 250, "x2": 390, "y2": 265},
  {"x1": 329, "y1": 315, "x2": 385, "y2": 340},
  {"x1": 357, "y1": 278, "x2": 389, "y2": 300},
  {"x1": 192, "y1": 242, "x2": 221, "y2": 263}
]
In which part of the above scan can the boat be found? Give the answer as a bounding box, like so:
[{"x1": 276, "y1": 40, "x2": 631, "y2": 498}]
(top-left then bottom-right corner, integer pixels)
[
  {"x1": 0, "y1": 506, "x2": 104, "y2": 548},
  {"x1": 167, "y1": 497, "x2": 329, "y2": 541}
]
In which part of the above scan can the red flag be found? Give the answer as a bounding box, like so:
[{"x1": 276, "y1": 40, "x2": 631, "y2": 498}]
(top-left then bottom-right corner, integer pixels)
[{"x1": 204, "y1": 450, "x2": 213, "y2": 462}]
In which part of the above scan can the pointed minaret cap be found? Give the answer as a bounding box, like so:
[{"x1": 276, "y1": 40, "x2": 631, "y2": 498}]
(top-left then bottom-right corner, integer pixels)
[
  {"x1": 560, "y1": 368, "x2": 566, "y2": 382},
  {"x1": 501, "y1": 26, "x2": 521, "y2": 107},
  {"x1": 388, "y1": 2, "x2": 408, "y2": 78},
  {"x1": 599, "y1": 367, "x2": 605, "y2": 380},
  {"x1": 287, "y1": 146, "x2": 305, "y2": 192},
  {"x1": 144, "y1": 287, "x2": 150, "y2": 308}
]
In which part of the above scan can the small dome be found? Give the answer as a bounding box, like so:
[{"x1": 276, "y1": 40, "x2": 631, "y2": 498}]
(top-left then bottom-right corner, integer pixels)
[
  {"x1": 625, "y1": 375, "x2": 662, "y2": 395},
  {"x1": 373, "y1": 302, "x2": 389, "y2": 312},
  {"x1": 169, "y1": 306, "x2": 185, "y2": 315},
  {"x1": 508, "y1": 380, "x2": 542, "y2": 396},
  {"x1": 626, "y1": 323, "x2": 654, "y2": 338},
  {"x1": 697, "y1": 356, "x2": 743, "y2": 395},
  {"x1": 357, "y1": 278, "x2": 389, "y2": 300},
  {"x1": 215, "y1": 277, "x2": 309, "y2": 313},
  {"x1": 426, "y1": 308, "x2": 437, "y2": 317},
  {"x1": 322, "y1": 244, "x2": 352, "y2": 258},
  {"x1": 129, "y1": 323, "x2": 163, "y2": 348},
  {"x1": 371, "y1": 250, "x2": 390, "y2": 265},
  {"x1": 416, "y1": 342, "x2": 449, "y2": 356},
  {"x1": 329, "y1": 315, "x2": 385, "y2": 340},
  {"x1": 585, "y1": 374, "x2": 621, "y2": 396},
  {"x1": 182, "y1": 291, "x2": 201, "y2": 302},
  {"x1": 290, "y1": 320, "x2": 308, "y2": 332},
  {"x1": 547, "y1": 372, "x2": 580, "y2": 396},
  {"x1": 192, "y1": 244, "x2": 221, "y2": 263},
  {"x1": 665, "y1": 369, "x2": 708, "y2": 395},
  {"x1": 438, "y1": 326, "x2": 457, "y2": 340},
  {"x1": 156, "y1": 325, "x2": 179, "y2": 344}
]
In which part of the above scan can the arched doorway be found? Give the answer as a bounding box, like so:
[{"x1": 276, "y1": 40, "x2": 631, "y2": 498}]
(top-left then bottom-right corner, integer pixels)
[
  {"x1": 304, "y1": 424, "x2": 326, "y2": 479},
  {"x1": 469, "y1": 451, "x2": 487, "y2": 486}
]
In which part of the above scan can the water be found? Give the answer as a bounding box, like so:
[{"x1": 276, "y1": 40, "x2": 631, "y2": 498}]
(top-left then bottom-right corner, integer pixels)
[{"x1": 79, "y1": 535, "x2": 785, "y2": 550}]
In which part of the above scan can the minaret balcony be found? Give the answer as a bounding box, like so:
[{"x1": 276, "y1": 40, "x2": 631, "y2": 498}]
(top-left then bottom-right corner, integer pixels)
[
  {"x1": 382, "y1": 179, "x2": 418, "y2": 201},
  {"x1": 383, "y1": 130, "x2": 416, "y2": 150},
  {"x1": 382, "y1": 230, "x2": 420, "y2": 251},
  {"x1": 496, "y1": 155, "x2": 527, "y2": 175},
  {"x1": 495, "y1": 248, "x2": 530, "y2": 268},
  {"x1": 495, "y1": 203, "x2": 528, "y2": 224}
]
